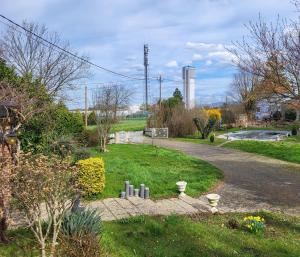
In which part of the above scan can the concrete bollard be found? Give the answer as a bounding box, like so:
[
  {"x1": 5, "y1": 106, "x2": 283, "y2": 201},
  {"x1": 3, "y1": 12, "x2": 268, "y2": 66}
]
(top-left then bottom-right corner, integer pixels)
[
  {"x1": 140, "y1": 184, "x2": 145, "y2": 198},
  {"x1": 145, "y1": 187, "x2": 150, "y2": 199},
  {"x1": 129, "y1": 185, "x2": 134, "y2": 197},
  {"x1": 125, "y1": 181, "x2": 130, "y2": 198},
  {"x1": 134, "y1": 189, "x2": 139, "y2": 197}
]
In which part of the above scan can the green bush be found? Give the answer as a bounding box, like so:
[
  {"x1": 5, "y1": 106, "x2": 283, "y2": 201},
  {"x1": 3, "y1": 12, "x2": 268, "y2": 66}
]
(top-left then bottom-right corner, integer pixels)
[
  {"x1": 285, "y1": 109, "x2": 297, "y2": 121},
  {"x1": 87, "y1": 111, "x2": 97, "y2": 126},
  {"x1": 59, "y1": 209, "x2": 102, "y2": 257},
  {"x1": 50, "y1": 136, "x2": 75, "y2": 158},
  {"x1": 272, "y1": 111, "x2": 282, "y2": 121},
  {"x1": 73, "y1": 148, "x2": 91, "y2": 163},
  {"x1": 77, "y1": 157, "x2": 105, "y2": 196},
  {"x1": 79, "y1": 129, "x2": 99, "y2": 147},
  {"x1": 210, "y1": 134, "x2": 215, "y2": 143},
  {"x1": 292, "y1": 126, "x2": 298, "y2": 136},
  {"x1": 21, "y1": 103, "x2": 84, "y2": 153}
]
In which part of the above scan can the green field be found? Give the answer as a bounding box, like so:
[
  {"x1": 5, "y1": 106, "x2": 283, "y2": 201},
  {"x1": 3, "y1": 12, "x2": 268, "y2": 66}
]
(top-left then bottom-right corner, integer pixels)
[
  {"x1": 2, "y1": 212, "x2": 298, "y2": 257},
  {"x1": 88, "y1": 144, "x2": 223, "y2": 200},
  {"x1": 88, "y1": 118, "x2": 146, "y2": 133}
]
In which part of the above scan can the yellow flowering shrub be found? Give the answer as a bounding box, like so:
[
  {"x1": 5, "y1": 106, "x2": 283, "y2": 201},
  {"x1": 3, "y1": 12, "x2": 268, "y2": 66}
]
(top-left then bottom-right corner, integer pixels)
[
  {"x1": 207, "y1": 108, "x2": 221, "y2": 121},
  {"x1": 77, "y1": 157, "x2": 105, "y2": 196}
]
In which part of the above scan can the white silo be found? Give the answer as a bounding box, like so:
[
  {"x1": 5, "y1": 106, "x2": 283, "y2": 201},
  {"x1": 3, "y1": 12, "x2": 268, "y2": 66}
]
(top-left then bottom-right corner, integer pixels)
[{"x1": 182, "y1": 66, "x2": 196, "y2": 109}]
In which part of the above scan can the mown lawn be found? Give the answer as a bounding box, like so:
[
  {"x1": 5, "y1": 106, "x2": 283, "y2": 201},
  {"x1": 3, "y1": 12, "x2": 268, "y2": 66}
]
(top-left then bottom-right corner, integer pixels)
[
  {"x1": 2, "y1": 212, "x2": 299, "y2": 257},
  {"x1": 175, "y1": 128, "x2": 300, "y2": 164},
  {"x1": 88, "y1": 118, "x2": 146, "y2": 132},
  {"x1": 88, "y1": 144, "x2": 223, "y2": 200},
  {"x1": 101, "y1": 212, "x2": 300, "y2": 257},
  {"x1": 224, "y1": 139, "x2": 300, "y2": 164}
]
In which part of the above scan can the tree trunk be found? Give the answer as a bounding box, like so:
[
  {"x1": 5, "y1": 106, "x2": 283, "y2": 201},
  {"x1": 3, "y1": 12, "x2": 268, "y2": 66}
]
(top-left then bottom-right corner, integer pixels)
[{"x1": 0, "y1": 216, "x2": 8, "y2": 243}]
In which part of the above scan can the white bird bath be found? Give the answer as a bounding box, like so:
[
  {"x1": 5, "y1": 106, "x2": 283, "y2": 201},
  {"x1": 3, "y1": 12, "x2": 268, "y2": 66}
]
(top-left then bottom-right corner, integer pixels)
[
  {"x1": 176, "y1": 181, "x2": 187, "y2": 196},
  {"x1": 206, "y1": 193, "x2": 220, "y2": 213}
]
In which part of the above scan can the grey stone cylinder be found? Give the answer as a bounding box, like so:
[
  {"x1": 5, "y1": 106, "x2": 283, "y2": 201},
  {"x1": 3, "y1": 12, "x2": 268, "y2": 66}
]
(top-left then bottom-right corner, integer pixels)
[
  {"x1": 134, "y1": 188, "x2": 139, "y2": 197},
  {"x1": 120, "y1": 191, "x2": 126, "y2": 199},
  {"x1": 125, "y1": 181, "x2": 130, "y2": 198},
  {"x1": 140, "y1": 184, "x2": 145, "y2": 198},
  {"x1": 145, "y1": 187, "x2": 150, "y2": 199},
  {"x1": 129, "y1": 185, "x2": 134, "y2": 197}
]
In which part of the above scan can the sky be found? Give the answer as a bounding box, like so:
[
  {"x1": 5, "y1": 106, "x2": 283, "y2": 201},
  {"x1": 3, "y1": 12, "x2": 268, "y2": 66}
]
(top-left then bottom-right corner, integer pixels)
[{"x1": 0, "y1": 0, "x2": 298, "y2": 109}]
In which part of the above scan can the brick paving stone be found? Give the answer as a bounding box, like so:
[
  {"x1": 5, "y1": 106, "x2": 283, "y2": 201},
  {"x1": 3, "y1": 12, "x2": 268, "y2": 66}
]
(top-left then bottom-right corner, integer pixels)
[
  {"x1": 102, "y1": 198, "x2": 130, "y2": 219},
  {"x1": 169, "y1": 198, "x2": 199, "y2": 213},
  {"x1": 114, "y1": 198, "x2": 142, "y2": 217}
]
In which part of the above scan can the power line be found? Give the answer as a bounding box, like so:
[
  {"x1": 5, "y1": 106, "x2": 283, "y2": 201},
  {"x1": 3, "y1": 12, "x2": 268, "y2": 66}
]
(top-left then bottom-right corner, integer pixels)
[{"x1": 0, "y1": 14, "x2": 145, "y2": 81}]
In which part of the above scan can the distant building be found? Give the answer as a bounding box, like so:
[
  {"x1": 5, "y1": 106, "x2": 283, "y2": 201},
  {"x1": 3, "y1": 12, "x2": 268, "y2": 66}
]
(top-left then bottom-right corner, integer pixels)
[{"x1": 182, "y1": 66, "x2": 196, "y2": 109}]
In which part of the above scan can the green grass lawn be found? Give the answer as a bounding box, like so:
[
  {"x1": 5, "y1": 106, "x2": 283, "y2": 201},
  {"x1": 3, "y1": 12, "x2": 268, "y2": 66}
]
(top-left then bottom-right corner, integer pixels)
[
  {"x1": 101, "y1": 212, "x2": 300, "y2": 257},
  {"x1": 224, "y1": 140, "x2": 300, "y2": 164},
  {"x1": 175, "y1": 128, "x2": 300, "y2": 164},
  {"x1": 88, "y1": 144, "x2": 223, "y2": 200},
  {"x1": 88, "y1": 118, "x2": 146, "y2": 132},
  {"x1": 2, "y1": 212, "x2": 299, "y2": 257}
]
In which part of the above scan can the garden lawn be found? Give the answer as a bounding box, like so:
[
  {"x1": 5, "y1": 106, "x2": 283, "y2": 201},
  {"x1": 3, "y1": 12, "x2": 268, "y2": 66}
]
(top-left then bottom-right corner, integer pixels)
[
  {"x1": 175, "y1": 129, "x2": 300, "y2": 164},
  {"x1": 224, "y1": 140, "x2": 300, "y2": 164},
  {"x1": 88, "y1": 118, "x2": 146, "y2": 132},
  {"x1": 102, "y1": 212, "x2": 300, "y2": 257},
  {"x1": 2, "y1": 212, "x2": 299, "y2": 257},
  {"x1": 89, "y1": 144, "x2": 223, "y2": 199}
]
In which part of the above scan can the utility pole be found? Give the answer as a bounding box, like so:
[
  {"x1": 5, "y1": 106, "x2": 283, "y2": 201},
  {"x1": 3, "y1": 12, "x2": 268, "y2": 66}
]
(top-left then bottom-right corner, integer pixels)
[
  {"x1": 144, "y1": 44, "x2": 149, "y2": 111},
  {"x1": 84, "y1": 84, "x2": 88, "y2": 128},
  {"x1": 158, "y1": 75, "x2": 162, "y2": 105}
]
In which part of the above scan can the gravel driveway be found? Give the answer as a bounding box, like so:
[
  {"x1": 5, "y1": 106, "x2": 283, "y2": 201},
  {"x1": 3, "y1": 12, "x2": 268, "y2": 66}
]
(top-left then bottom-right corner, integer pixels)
[{"x1": 148, "y1": 139, "x2": 300, "y2": 216}]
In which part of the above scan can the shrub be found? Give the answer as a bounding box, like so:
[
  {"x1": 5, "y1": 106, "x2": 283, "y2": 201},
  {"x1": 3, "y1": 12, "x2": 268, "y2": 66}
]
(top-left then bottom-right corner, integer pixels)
[
  {"x1": 243, "y1": 216, "x2": 265, "y2": 234},
  {"x1": 193, "y1": 108, "x2": 221, "y2": 139},
  {"x1": 272, "y1": 111, "x2": 282, "y2": 121},
  {"x1": 221, "y1": 109, "x2": 236, "y2": 125},
  {"x1": 21, "y1": 103, "x2": 84, "y2": 152},
  {"x1": 148, "y1": 105, "x2": 197, "y2": 137},
  {"x1": 79, "y1": 129, "x2": 100, "y2": 147},
  {"x1": 59, "y1": 209, "x2": 102, "y2": 257},
  {"x1": 210, "y1": 134, "x2": 215, "y2": 143},
  {"x1": 12, "y1": 153, "x2": 78, "y2": 257},
  {"x1": 77, "y1": 157, "x2": 105, "y2": 196},
  {"x1": 292, "y1": 126, "x2": 298, "y2": 136},
  {"x1": 50, "y1": 136, "x2": 75, "y2": 158},
  {"x1": 73, "y1": 148, "x2": 91, "y2": 163},
  {"x1": 87, "y1": 111, "x2": 97, "y2": 126},
  {"x1": 285, "y1": 109, "x2": 297, "y2": 121}
]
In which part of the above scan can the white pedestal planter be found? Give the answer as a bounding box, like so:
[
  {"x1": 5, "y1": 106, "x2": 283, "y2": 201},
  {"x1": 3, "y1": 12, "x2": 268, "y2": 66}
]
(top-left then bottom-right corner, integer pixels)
[
  {"x1": 206, "y1": 193, "x2": 220, "y2": 213},
  {"x1": 176, "y1": 181, "x2": 187, "y2": 196}
]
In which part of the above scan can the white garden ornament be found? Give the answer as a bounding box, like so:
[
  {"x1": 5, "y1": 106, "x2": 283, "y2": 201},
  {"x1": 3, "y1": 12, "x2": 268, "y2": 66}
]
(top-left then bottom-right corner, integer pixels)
[
  {"x1": 206, "y1": 193, "x2": 220, "y2": 213},
  {"x1": 176, "y1": 181, "x2": 187, "y2": 196}
]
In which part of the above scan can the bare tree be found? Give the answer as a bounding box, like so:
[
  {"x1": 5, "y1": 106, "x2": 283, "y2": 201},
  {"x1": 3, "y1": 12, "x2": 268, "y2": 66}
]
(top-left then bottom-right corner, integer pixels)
[
  {"x1": 231, "y1": 70, "x2": 260, "y2": 119},
  {"x1": 92, "y1": 84, "x2": 132, "y2": 151},
  {"x1": 111, "y1": 84, "x2": 132, "y2": 121},
  {"x1": 93, "y1": 86, "x2": 115, "y2": 152},
  {"x1": 12, "y1": 153, "x2": 77, "y2": 257},
  {"x1": 229, "y1": 8, "x2": 300, "y2": 105},
  {"x1": 0, "y1": 21, "x2": 89, "y2": 95}
]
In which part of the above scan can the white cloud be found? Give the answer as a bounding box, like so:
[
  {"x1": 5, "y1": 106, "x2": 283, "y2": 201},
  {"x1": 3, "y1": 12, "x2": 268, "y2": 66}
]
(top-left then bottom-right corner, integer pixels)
[
  {"x1": 165, "y1": 60, "x2": 178, "y2": 68},
  {"x1": 208, "y1": 51, "x2": 235, "y2": 63},
  {"x1": 186, "y1": 42, "x2": 225, "y2": 51},
  {"x1": 192, "y1": 54, "x2": 203, "y2": 61},
  {"x1": 205, "y1": 60, "x2": 213, "y2": 66}
]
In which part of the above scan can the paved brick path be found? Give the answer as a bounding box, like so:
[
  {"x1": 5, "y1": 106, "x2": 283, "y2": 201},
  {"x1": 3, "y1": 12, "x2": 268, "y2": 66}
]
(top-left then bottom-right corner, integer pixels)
[
  {"x1": 85, "y1": 195, "x2": 214, "y2": 221},
  {"x1": 146, "y1": 139, "x2": 300, "y2": 216}
]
